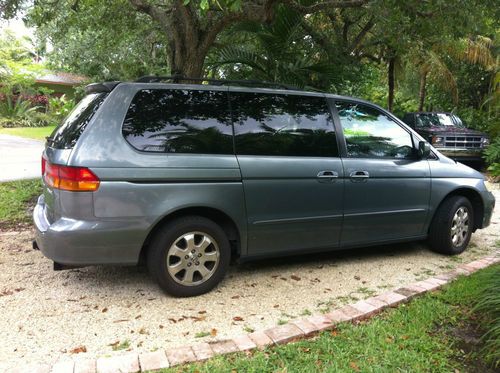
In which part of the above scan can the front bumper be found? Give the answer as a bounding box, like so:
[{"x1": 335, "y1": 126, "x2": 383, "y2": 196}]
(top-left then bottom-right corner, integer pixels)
[
  {"x1": 33, "y1": 195, "x2": 149, "y2": 266},
  {"x1": 436, "y1": 147, "x2": 484, "y2": 161},
  {"x1": 481, "y1": 190, "x2": 495, "y2": 229}
]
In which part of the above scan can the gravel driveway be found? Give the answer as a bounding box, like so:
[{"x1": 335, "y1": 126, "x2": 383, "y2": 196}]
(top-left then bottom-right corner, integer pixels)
[{"x1": 0, "y1": 185, "x2": 498, "y2": 370}]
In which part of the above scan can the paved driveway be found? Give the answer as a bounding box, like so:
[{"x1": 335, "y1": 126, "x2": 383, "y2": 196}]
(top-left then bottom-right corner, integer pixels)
[{"x1": 0, "y1": 134, "x2": 44, "y2": 182}]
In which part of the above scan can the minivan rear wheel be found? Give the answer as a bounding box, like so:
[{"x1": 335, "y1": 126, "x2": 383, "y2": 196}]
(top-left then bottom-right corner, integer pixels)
[
  {"x1": 428, "y1": 196, "x2": 474, "y2": 255},
  {"x1": 147, "y1": 216, "x2": 230, "y2": 297}
]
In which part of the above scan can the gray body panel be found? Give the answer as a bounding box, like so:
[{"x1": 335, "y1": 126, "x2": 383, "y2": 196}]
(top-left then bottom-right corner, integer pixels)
[
  {"x1": 340, "y1": 158, "x2": 431, "y2": 246},
  {"x1": 34, "y1": 82, "x2": 495, "y2": 266}
]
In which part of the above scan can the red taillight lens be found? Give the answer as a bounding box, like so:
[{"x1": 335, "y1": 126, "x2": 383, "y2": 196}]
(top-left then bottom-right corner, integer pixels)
[
  {"x1": 42, "y1": 158, "x2": 100, "y2": 192},
  {"x1": 41, "y1": 156, "x2": 46, "y2": 175}
]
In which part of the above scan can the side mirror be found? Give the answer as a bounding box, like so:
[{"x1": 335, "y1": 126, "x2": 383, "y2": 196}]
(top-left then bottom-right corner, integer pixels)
[{"x1": 418, "y1": 141, "x2": 431, "y2": 159}]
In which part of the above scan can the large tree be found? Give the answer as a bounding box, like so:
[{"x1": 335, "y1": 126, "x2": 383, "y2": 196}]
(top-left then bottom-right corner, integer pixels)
[{"x1": 1, "y1": 0, "x2": 370, "y2": 78}]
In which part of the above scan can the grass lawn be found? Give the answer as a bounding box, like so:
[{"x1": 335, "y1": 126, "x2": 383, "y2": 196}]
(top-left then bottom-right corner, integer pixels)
[
  {"x1": 0, "y1": 179, "x2": 43, "y2": 229},
  {"x1": 158, "y1": 265, "x2": 499, "y2": 373},
  {"x1": 0, "y1": 125, "x2": 56, "y2": 141}
]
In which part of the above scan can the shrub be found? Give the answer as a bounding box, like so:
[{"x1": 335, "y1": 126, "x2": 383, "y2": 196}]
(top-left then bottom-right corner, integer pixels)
[
  {"x1": 473, "y1": 265, "x2": 500, "y2": 368},
  {"x1": 484, "y1": 138, "x2": 500, "y2": 178},
  {"x1": 0, "y1": 95, "x2": 43, "y2": 127}
]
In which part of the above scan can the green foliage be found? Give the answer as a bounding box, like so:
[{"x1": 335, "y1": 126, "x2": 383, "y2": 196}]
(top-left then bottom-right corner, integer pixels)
[
  {"x1": 473, "y1": 265, "x2": 500, "y2": 367},
  {"x1": 0, "y1": 96, "x2": 41, "y2": 127},
  {"x1": 0, "y1": 179, "x2": 43, "y2": 229},
  {"x1": 47, "y1": 95, "x2": 75, "y2": 124},
  {"x1": 26, "y1": 0, "x2": 170, "y2": 80},
  {"x1": 484, "y1": 138, "x2": 500, "y2": 177},
  {"x1": 0, "y1": 30, "x2": 77, "y2": 128}
]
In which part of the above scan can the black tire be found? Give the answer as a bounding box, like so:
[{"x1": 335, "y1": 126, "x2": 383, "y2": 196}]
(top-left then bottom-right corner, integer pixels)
[
  {"x1": 147, "y1": 216, "x2": 230, "y2": 297},
  {"x1": 428, "y1": 196, "x2": 474, "y2": 255}
]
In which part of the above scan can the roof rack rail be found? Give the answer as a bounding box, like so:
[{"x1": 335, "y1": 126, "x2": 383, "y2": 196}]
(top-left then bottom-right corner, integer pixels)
[{"x1": 135, "y1": 75, "x2": 302, "y2": 91}]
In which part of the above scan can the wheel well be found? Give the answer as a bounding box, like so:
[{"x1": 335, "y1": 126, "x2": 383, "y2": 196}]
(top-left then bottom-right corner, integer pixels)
[
  {"x1": 138, "y1": 207, "x2": 241, "y2": 264},
  {"x1": 433, "y1": 188, "x2": 484, "y2": 232}
]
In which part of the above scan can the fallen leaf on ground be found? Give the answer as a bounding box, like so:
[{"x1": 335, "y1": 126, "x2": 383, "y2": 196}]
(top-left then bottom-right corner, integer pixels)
[
  {"x1": 70, "y1": 346, "x2": 87, "y2": 354},
  {"x1": 350, "y1": 361, "x2": 360, "y2": 371}
]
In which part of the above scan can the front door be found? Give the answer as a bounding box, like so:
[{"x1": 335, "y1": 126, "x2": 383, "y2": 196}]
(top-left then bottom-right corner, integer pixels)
[
  {"x1": 229, "y1": 89, "x2": 344, "y2": 256},
  {"x1": 334, "y1": 100, "x2": 431, "y2": 247}
]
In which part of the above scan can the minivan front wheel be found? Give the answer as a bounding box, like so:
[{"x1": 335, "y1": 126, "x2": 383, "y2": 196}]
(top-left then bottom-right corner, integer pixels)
[
  {"x1": 428, "y1": 196, "x2": 474, "y2": 255},
  {"x1": 147, "y1": 216, "x2": 230, "y2": 297}
]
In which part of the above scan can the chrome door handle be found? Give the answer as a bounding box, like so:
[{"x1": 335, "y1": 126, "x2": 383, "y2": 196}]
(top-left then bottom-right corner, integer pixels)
[
  {"x1": 349, "y1": 170, "x2": 370, "y2": 178},
  {"x1": 317, "y1": 171, "x2": 338, "y2": 178}
]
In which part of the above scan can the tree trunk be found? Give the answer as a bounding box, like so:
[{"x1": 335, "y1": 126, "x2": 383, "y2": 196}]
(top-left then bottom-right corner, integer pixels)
[
  {"x1": 418, "y1": 71, "x2": 428, "y2": 111},
  {"x1": 170, "y1": 46, "x2": 206, "y2": 78},
  {"x1": 387, "y1": 57, "x2": 395, "y2": 112}
]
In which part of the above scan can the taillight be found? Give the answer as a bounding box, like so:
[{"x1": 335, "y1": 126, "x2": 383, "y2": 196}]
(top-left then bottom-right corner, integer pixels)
[
  {"x1": 42, "y1": 157, "x2": 100, "y2": 192},
  {"x1": 41, "y1": 156, "x2": 46, "y2": 175}
]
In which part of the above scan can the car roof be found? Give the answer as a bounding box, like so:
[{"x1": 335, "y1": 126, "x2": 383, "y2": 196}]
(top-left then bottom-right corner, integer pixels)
[{"x1": 87, "y1": 80, "x2": 378, "y2": 107}]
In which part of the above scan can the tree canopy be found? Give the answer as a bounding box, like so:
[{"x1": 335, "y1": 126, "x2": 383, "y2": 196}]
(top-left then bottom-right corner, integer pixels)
[{"x1": 1, "y1": 0, "x2": 498, "y2": 119}]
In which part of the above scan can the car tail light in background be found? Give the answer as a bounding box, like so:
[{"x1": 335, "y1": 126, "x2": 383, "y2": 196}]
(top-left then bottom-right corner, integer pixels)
[{"x1": 42, "y1": 156, "x2": 100, "y2": 191}]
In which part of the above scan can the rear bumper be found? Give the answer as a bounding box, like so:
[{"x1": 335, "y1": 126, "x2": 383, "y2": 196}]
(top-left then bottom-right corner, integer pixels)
[
  {"x1": 33, "y1": 195, "x2": 149, "y2": 266},
  {"x1": 436, "y1": 147, "x2": 484, "y2": 161}
]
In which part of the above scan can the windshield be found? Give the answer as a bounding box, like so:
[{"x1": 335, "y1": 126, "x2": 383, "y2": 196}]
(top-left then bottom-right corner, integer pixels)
[
  {"x1": 47, "y1": 92, "x2": 108, "y2": 149},
  {"x1": 415, "y1": 113, "x2": 463, "y2": 128}
]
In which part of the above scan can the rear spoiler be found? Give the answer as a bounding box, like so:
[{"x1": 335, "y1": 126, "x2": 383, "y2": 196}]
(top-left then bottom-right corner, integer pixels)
[{"x1": 85, "y1": 81, "x2": 121, "y2": 94}]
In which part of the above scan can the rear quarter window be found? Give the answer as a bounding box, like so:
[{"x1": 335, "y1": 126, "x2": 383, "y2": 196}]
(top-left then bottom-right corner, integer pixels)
[
  {"x1": 48, "y1": 93, "x2": 107, "y2": 149},
  {"x1": 122, "y1": 89, "x2": 233, "y2": 154}
]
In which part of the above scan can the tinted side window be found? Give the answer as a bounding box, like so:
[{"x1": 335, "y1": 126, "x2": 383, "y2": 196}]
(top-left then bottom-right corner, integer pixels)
[
  {"x1": 336, "y1": 102, "x2": 414, "y2": 159},
  {"x1": 231, "y1": 92, "x2": 338, "y2": 157},
  {"x1": 48, "y1": 92, "x2": 107, "y2": 149},
  {"x1": 122, "y1": 89, "x2": 233, "y2": 154}
]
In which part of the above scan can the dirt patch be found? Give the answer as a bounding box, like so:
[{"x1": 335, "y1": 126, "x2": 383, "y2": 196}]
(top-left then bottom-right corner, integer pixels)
[{"x1": 448, "y1": 321, "x2": 497, "y2": 373}]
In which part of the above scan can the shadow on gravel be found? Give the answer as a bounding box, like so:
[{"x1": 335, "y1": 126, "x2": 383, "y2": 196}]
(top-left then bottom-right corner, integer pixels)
[{"x1": 56, "y1": 240, "x2": 428, "y2": 295}]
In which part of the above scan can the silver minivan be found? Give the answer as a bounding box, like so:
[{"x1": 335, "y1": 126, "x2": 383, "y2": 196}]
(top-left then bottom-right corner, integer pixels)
[{"x1": 34, "y1": 78, "x2": 495, "y2": 297}]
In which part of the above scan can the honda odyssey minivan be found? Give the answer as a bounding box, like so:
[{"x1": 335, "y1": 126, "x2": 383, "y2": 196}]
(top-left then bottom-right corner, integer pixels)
[{"x1": 33, "y1": 77, "x2": 495, "y2": 297}]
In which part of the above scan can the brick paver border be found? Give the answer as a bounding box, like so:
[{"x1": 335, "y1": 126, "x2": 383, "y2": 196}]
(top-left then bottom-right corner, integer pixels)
[{"x1": 12, "y1": 254, "x2": 499, "y2": 373}]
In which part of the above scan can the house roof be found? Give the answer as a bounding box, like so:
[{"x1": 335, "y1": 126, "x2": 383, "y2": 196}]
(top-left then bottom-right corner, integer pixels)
[{"x1": 35, "y1": 72, "x2": 88, "y2": 86}]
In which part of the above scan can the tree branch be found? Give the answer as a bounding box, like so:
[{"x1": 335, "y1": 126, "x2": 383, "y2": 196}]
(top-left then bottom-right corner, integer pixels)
[
  {"x1": 350, "y1": 16, "x2": 374, "y2": 52},
  {"x1": 280, "y1": 0, "x2": 371, "y2": 13}
]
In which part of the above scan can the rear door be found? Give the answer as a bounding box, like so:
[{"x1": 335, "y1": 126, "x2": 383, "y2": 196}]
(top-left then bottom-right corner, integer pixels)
[
  {"x1": 230, "y1": 89, "x2": 344, "y2": 256},
  {"x1": 334, "y1": 100, "x2": 431, "y2": 246},
  {"x1": 43, "y1": 92, "x2": 108, "y2": 222}
]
